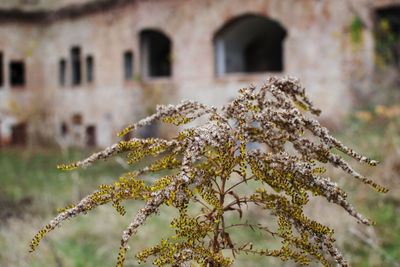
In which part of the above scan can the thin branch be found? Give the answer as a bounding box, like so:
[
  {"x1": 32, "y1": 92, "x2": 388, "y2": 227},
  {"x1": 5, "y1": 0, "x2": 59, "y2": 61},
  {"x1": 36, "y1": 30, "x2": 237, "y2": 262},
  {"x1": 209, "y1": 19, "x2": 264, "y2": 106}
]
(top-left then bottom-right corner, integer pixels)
[
  {"x1": 225, "y1": 176, "x2": 254, "y2": 193},
  {"x1": 193, "y1": 196, "x2": 212, "y2": 211},
  {"x1": 225, "y1": 223, "x2": 278, "y2": 237}
]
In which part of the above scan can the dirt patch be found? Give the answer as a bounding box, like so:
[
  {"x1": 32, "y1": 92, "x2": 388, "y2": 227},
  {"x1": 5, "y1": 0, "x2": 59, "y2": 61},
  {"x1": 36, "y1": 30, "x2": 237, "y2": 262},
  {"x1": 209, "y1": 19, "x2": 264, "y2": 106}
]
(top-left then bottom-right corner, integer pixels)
[{"x1": 0, "y1": 194, "x2": 32, "y2": 223}]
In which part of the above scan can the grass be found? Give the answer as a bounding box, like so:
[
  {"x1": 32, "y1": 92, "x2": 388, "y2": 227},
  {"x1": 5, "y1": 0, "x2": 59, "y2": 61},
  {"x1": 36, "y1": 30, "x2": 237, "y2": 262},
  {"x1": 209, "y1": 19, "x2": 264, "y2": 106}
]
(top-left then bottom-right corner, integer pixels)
[
  {"x1": 1, "y1": 110, "x2": 399, "y2": 267},
  {"x1": 329, "y1": 108, "x2": 400, "y2": 267},
  {"x1": 0, "y1": 148, "x2": 123, "y2": 197}
]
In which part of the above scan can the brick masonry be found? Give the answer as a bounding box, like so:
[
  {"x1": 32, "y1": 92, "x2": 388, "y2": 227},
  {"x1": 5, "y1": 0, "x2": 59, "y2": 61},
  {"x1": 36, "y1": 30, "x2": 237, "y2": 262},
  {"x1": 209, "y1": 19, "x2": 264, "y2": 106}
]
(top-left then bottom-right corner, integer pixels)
[{"x1": 0, "y1": 0, "x2": 398, "y2": 147}]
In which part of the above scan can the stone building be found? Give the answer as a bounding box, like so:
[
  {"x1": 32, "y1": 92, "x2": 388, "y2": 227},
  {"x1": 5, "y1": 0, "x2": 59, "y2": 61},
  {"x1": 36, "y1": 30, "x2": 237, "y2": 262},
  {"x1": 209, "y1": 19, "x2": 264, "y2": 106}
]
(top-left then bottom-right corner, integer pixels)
[{"x1": 0, "y1": 0, "x2": 399, "y2": 147}]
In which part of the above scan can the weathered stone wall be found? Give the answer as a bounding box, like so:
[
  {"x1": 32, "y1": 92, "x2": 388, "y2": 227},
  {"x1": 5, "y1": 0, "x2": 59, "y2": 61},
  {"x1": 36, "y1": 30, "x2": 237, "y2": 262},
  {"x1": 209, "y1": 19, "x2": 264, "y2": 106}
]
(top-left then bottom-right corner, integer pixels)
[
  {"x1": 0, "y1": 0, "x2": 398, "y2": 147},
  {"x1": 0, "y1": 22, "x2": 48, "y2": 145}
]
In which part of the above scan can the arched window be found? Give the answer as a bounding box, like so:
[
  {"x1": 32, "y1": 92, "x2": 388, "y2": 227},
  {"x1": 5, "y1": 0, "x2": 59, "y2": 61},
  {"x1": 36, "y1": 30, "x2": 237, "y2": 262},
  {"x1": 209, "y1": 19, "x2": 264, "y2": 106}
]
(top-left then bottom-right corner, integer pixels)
[
  {"x1": 214, "y1": 14, "x2": 287, "y2": 76},
  {"x1": 375, "y1": 6, "x2": 400, "y2": 68},
  {"x1": 140, "y1": 29, "x2": 172, "y2": 79}
]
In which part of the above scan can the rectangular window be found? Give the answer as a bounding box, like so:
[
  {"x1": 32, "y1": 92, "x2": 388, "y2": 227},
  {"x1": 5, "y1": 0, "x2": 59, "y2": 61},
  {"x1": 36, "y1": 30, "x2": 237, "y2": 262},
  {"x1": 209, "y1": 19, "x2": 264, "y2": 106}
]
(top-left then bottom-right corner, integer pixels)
[
  {"x1": 375, "y1": 6, "x2": 400, "y2": 68},
  {"x1": 61, "y1": 122, "x2": 68, "y2": 137},
  {"x1": 71, "y1": 47, "x2": 81, "y2": 86},
  {"x1": 11, "y1": 123, "x2": 27, "y2": 146},
  {"x1": 86, "y1": 125, "x2": 96, "y2": 147},
  {"x1": 59, "y1": 59, "x2": 66, "y2": 86},
  {"x1": 0, "y1": 52, "x2": 3, "y2": 87},
  {"x1": 140, "y1": 31, "x2": 171, "y2": 78},
  {"x1": 86, "y1": 55, "x2": 94, "y2": 83},
  {"x1": 9, "y1": 61, "x2": 25, "y2": 87},
  {"x1": 124, "y1": 51, "x2": 133, "y2": 80},
  {"x1": 72, "y1": 113, "x2": 82, "y2": 125}
]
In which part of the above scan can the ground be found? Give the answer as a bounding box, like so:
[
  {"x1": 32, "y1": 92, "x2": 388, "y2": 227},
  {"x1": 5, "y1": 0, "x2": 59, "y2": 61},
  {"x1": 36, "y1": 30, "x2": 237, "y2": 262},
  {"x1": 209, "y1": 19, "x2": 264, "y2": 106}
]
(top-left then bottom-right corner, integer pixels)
[{"x1": 0, "y1": 107, "x2": 399, "y2": 266}]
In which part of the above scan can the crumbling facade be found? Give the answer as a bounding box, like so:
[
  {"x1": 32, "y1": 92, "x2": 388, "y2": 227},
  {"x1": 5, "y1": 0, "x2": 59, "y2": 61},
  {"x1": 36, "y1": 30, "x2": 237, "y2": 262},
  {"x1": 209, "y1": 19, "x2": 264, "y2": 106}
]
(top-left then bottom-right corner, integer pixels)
[{"x1": 0, "y1": 0, "x2": 399, "y2": 147}]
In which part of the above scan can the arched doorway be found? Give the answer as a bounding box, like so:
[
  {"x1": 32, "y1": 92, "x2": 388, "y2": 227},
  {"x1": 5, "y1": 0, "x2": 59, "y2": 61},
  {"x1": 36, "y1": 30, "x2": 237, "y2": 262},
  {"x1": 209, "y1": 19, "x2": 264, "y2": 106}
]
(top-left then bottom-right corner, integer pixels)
[
  {"x1": 214, "y1": 14, "x2": 287, "y2": 76},
  {"x1": 140, "y1": 29, "x2": 172, "y2": 79}
]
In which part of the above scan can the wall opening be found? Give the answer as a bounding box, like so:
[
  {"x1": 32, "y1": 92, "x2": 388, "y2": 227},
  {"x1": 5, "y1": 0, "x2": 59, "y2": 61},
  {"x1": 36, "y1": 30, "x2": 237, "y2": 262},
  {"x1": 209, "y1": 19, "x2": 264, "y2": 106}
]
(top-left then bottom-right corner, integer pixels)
[
  {"x1": 214, "y1": 14, "x2": 287, "y2": 76},
  {"x1": 0, "y1": 52, "x2": 3, "y2": 87},
  {"x1": 11, "y1": 123, "x2": 27, "y2": 146},
  {"x1": 375, "y1": 6, "x2": 400, "y2": 68},
  {"x1": 86, "y1": 125, "x2": 96, "y2": 147},
  {"x1": 72, "y1": 113, "x2": 82, "y2": 125},
  {"x1": 61, "y1": 122, "x2": 68, "y2": 137},
  {"x1": 9, "y1": 61, "x2": 25, "y2": 87},
  {"x1": 59, "y1": 59, "x2": 66, "y2": 86},
  {"x1": 140, "y1": 30, "x2": 172, "y2": 78},
  {"x1": 71, "y1": 47, "x2": 81, "y2": 86},
  {"x1": 124, "y1": 51, "x2": 133, "y2": 80},
  {"x1": 86, "y1": 55, "x2": 94, "y2": 83}
]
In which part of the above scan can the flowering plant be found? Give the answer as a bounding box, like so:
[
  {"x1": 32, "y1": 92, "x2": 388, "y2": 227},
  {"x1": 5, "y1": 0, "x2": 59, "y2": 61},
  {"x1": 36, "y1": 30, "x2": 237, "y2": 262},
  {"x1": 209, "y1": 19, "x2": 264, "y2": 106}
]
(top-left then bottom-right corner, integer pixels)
[{"x1": 30, "y1": 77, "x2": 386, "y2": 266}]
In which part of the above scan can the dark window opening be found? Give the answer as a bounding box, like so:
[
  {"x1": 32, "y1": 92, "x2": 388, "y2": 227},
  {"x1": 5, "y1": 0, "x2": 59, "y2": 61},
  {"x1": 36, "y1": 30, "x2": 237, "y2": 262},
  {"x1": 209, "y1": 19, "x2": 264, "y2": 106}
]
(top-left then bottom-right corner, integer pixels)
[
  {"x1": 375, "y1": 6, "x2": 400, "y2": 68},
  {"x1": 86, "y1": 55, "x2": 94, "y2": 83},
  {"x1": 214, "y1": 14, "x2": 287, "y2": 76},
  {"x1": 71, "y1": 47, "x2": 81, "y2": 86},
  {"x1": 86, "y1": 125, "x2": 96, "y2": 147},
  {"x1": 10, "y1": 61, "x2": 25, "y2": 87},
  {"x1": 0, "y1": 52, "x2": 3, "y2": 87},
  {"x1": 61, "y1": 122, "x2": 68, "y2": 137},
  {"x1": 59, "y1": 59, "x2": 66, "y2": 86},
  {"x1": 140, "y1": 30, "x2": 172, "y2": 78},
  {"x1": 11, "y1": 123, "x2": 27, "y2": 146},
  {"x1": 72, "y1": 114, "x2": 82, "y2": 125},
  {"x1": 124, "y1": 51, "x2": 133, "y2": 80}
]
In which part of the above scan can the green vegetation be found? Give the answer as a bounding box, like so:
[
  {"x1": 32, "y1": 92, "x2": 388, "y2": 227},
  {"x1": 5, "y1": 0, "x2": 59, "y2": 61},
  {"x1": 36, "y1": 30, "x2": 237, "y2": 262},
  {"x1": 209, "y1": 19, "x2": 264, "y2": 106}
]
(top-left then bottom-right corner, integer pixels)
[
  {"x1": 0, "y1": 123, "x2": 399, "y2": 266},
  {"x1": 374, "y1": 18, "x2": 400, "y2": 69},
  {"x1": 1, "y1": 88, "x2": 399, "y2": 267},
  {"x1": 0, "y1": 149, "x2": 121, "y2": 204},
  {"x1": 0, "y1": 148, "x2": 169, "y2": 267},
  {"x1": 350, "y1": 16, "x2": 364, "y2": 45},
  {"x1": 25, "y1": 78, "x2": 389, "y2": 266},
  {"x1": 335, "y1": 104, "x2": 400, "y2": 267}
]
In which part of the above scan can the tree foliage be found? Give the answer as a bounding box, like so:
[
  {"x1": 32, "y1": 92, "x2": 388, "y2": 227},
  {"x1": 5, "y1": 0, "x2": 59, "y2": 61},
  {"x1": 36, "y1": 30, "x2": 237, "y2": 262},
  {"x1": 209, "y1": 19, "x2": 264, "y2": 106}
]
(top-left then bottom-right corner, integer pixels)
[{"x1": 30, "y1": 77, "x2": 387, "y2": 266}]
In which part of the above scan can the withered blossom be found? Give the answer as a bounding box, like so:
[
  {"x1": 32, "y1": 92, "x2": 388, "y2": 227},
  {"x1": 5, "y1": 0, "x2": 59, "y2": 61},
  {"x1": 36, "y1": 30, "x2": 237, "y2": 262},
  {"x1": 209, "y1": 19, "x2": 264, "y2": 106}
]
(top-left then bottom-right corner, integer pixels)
[{"x1": 30, "y1": 77, "x2": 387, "y2": 266}]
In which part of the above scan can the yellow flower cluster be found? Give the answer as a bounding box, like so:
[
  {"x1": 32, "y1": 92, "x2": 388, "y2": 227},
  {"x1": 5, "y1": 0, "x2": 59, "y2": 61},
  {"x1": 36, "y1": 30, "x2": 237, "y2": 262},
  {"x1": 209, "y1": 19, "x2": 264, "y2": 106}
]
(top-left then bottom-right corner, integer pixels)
[
  {"x1": 355, "y1": 104, "x2": 400, "y2": 121},
  {"x1": 30, "y1": 77, "x2": 386, "y2": 267},
  {"x1": 162, "y1": 116, "x2": 193, "y2": 125},
  {"x1": 29, "y1": 224, "x2": 53, "y2": 252}
]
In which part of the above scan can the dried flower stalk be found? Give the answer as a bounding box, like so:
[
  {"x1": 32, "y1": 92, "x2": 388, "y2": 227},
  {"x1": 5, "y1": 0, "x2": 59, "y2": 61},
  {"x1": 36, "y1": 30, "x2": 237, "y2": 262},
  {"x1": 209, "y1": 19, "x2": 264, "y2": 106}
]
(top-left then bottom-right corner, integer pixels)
[{"x1": 30, "y1": 77, "x2": 387, "y2": 266}]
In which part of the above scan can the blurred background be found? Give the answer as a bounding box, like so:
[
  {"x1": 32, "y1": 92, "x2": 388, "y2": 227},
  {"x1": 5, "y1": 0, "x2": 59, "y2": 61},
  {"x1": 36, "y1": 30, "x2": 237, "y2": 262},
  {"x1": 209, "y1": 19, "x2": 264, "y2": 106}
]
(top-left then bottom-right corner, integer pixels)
[{"x1": 0, "y1": 0, "x2": 399, "y2": 266}]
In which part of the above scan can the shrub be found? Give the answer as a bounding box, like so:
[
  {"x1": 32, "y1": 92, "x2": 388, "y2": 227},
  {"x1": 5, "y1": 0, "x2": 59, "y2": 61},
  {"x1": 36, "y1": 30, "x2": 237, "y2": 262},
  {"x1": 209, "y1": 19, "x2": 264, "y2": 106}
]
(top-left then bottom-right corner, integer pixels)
[{"x1": 29, "y1": 77, "x2": 387, "y2": 266}]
